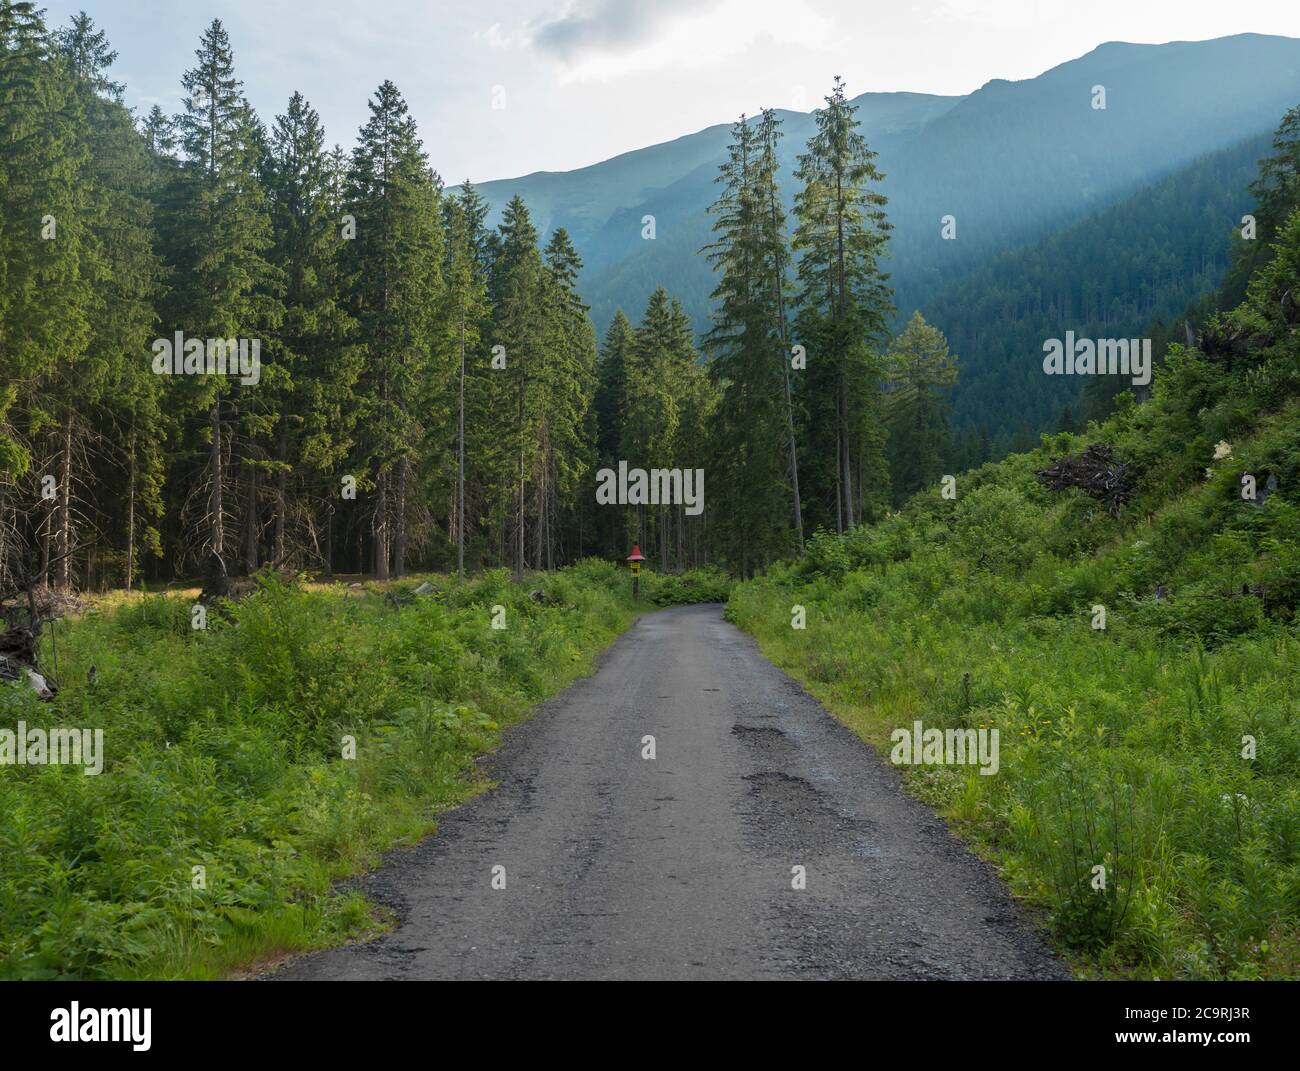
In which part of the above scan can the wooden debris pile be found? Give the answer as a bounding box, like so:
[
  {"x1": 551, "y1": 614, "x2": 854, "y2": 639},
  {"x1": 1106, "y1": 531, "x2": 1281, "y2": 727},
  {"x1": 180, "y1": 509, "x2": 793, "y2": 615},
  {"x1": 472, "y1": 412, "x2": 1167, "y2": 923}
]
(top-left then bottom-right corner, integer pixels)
[
  {"x1": 1035, "y1": 444, "x2": 1137, "y2": 516},
  {"x1": 0, "y1": 583, "x2": 72, "y2": 701}
]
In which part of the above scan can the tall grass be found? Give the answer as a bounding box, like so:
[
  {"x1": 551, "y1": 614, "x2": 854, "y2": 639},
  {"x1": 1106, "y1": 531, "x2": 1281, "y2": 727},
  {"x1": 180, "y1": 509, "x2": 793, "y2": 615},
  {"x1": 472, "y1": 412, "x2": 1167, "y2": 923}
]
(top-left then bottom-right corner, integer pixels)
[
  {"x1": 728, "y1": 376, "x2": 1300, "y2": 979},
  {"x1": 0, "y1": 560, "x2": 644, "y2": 979}
]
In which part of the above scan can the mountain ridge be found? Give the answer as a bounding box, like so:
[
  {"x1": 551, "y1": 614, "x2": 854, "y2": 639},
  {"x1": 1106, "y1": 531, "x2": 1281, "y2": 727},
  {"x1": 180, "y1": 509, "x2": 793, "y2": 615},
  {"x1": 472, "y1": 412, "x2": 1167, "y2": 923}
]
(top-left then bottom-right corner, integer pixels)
[{"x1": 462, "y1": 33, "x2": 1300, "y2": 442}]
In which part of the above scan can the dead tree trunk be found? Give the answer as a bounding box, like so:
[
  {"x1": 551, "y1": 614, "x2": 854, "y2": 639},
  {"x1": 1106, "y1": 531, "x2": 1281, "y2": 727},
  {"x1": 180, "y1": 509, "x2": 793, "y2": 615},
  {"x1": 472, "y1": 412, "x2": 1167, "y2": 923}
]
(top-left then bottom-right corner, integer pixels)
[
  {"x1": 209, "y1": 403, "x2": 225, "y2": 571},
  {"x1": 54, "y1": 413, "x2": 73, "y2": 591}
]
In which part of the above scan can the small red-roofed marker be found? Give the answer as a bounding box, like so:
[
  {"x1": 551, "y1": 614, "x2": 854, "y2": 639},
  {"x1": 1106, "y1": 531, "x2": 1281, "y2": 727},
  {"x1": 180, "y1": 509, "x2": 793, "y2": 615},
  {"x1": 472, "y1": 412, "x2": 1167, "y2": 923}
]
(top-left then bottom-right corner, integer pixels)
[{"x1": 626, "y1": 544, "x2": 646, "y2": 598}]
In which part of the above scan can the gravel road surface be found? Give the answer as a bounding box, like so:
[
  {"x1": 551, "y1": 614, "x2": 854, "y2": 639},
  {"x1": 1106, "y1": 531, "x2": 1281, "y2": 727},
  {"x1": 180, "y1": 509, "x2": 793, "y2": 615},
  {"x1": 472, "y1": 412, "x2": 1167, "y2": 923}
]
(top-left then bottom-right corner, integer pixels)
[{"x1": 271, "y1": 604, "x2": 1069, "y2": 981}]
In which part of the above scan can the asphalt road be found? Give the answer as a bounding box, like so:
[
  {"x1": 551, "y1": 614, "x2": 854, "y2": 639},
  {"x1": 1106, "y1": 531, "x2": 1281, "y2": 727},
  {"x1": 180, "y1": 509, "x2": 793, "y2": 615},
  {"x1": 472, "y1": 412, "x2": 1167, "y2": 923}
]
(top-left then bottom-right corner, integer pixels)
[{"x1": 271, "y1": 604, "x2": 1069, "y2": 981}]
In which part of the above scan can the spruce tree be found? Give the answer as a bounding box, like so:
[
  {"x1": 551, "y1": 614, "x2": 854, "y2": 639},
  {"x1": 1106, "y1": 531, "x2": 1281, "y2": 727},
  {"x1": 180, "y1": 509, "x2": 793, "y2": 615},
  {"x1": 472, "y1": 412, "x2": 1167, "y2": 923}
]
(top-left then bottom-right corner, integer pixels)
[
  {"x1": 703, "y1": 115, "x2": 790, "y2": 575},
  {"x1": 56, "y1": 12, "x2": 165, "y2": 589},
  {"x1": 1221, "y1": 105, "x2": 1300, "y2": 307},
  {"x1": 540, "y1": 227, "x2": 596, "y2": 569},
  {"x1": 594, "y1": 310, "x2": 634, "y2": 557},
  {"x1": 165, "y1": 19, "x2": 279, "y2": 579},
  {"x1": 487, "y1": 196, "x2": 546, "y2": 580},
  {"x1": 757, "y1": 108, "x2": 803, "y2": 549},
  {"x1": 343, "y1": 80, "x2": 443, "y2": 578},
  {"x1": 883, "y1": 311, "x2": 958, "y2": 503},
  {"x1": 442, "y1": 188, "x2": 490, "y2": 575},
  {"x1": 0, "y1": 1, "x2": 95, "y2": 587},
  {"x1": 793, "y1": 77, "x2": 894, "y2": 532},
  {"x1": 266, "y1": 91, "x2": 357, "y2": 570}
]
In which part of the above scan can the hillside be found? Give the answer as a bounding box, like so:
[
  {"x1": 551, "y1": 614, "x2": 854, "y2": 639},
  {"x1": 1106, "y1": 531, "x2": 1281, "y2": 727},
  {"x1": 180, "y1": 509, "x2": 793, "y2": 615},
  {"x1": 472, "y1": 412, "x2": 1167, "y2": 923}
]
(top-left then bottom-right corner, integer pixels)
[
  {"x1": 469, "y1": 34, "x2": 1300, "y2": 342},
  {"x1": 925, "y1": 132, "x2": 1272, "y2": 448},
  {"x1": 727, "y1": 207, "x2": 1300, "y2": 977}
]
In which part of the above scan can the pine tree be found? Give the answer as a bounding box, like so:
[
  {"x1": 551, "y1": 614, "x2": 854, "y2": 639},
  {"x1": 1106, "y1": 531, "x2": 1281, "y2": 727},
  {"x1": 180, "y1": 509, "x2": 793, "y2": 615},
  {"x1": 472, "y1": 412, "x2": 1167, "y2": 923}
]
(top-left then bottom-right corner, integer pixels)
[
  {"x1": 619, "y1": 288, "x2": 705, "y2": 569},
  {"x1": 55, "y1": 11, "x2": 122, "y2": 98},
  {"x1": 442, "y1": 188, "x2": 490, "y2": 575},
  {"x1": 165, "y1": 19, "x2": 279, "y2": 580},
  {"x1": 0, "y1": 1, "x2": 97, "y2": 588},
  {"x1": 487, "y1": 196, "x2": 546, "y2": 580},
  {"x1": 265, "y1": 91, "x2": 358, "y2": 570},
  {"x1": 703, "y1": 114, "x2": 791, "y2": 575},
  {"x1": 1221, "y1": 105, "x2": 1300, "y2": 307},
  {"x1": 343, "y1": 80, "x2": 443, "y2": 578},
  {"x1": 793, "y1": 77, "x2": 894, "y2": 533},
  {"x1": 668, "y1": 297, "x2": 715, "y2": 570},
  {"x1": 594, "y1": 310, "x2": 634, "y2": 557},
  {"x1": 55, "y1": 12, "x2": 165, "y2": 589},
  {"x1": 757, "y1": 108, "x2": 803, "y2": 549},
  {"x1": 3, "y1": 12, "x2": 644, "y2": 590},
  {"x1": 540, "y1": 227, "x2": 597, "y2": 569},
  {"x1": 884, "y1": 311, "x2": 958, "y2": 503}
]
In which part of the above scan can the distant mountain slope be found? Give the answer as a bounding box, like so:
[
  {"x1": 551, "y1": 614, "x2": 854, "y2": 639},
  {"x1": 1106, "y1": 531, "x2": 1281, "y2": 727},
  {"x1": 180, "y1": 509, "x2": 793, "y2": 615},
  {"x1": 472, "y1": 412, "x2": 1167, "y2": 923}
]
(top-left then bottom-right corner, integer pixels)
[
  {"x1": 467, "y1": 92, "x2": 959, "y2": 308},
  {"x1": 925, "y1": 133, "x2": 1270, "y2": 444},
  {"x1": 467, "y1": 34, "x2": 1300, "y2": 347}
]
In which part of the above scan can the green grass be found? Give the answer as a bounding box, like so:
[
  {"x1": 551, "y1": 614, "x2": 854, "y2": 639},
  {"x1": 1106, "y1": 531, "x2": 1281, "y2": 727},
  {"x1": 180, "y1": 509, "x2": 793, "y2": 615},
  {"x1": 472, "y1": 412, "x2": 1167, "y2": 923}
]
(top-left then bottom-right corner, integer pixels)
[
  {"x1": 0, "y1": 558, "x2": 678, "y2": 979},
  {"x1": 728, "y1": 217, "x2": 1300, "y2": 978},
  {"x1": 727, "y1": 395, "x2": 1300, "y2": 979}
]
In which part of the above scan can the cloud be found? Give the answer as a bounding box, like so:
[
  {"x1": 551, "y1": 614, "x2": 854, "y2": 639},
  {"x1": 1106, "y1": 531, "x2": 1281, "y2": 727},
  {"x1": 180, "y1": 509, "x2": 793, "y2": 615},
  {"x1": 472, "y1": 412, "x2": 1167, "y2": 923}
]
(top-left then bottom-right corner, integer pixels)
[
  {"x1": 508, "y1": 0, "x2": 833, "y2": 82},
  {"x1": 529, "y1": 0, "x2": 707, "y2": 63}
]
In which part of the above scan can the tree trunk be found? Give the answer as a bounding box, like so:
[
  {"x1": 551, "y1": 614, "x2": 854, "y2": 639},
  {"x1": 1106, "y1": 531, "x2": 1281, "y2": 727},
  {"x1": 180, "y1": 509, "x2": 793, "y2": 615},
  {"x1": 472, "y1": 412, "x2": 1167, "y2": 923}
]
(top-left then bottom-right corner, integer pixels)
[
  {"x1": 839, "y1": 379, "x2": 853, "y2": 528},
  {"x1": 324, "y1": 504, "x2": 334, "y2": 577},
  {"x1": 834, "y1": 423, "x2": 844, "y2": 535},
  {"x1": 55, "y1": 412, "x2": 73, "y2": 590},
  {"x1": 274, "y1": 423, "x2": 287, "y2": 567},
  {"x1": 515, "y1": 375, "x2": 526, "y2": 583},
  {"x1": 373, "y1": 473, "x2": 389, "y2": 580},
  {"x1": 393, "y1": 455, "x2": 407, "y2": 577},
  {"x1": 210, "y1": 403, "x2": 225, "y2": 571},
  {"x1": 126, "y1": 425, "x2": 136, "y2": 591},
  {"x1": 245, "y1": 466, "x2": 259, "y2": 573},
  {"x1": 457, "y1": 314, "x2": 466, "y2": 577},
  {"x1": 533, "y1": 438, "x2": 546, "y2": 571},
  {"x1": 769, "y1": 182, "x2": 803, "y2": 551}
]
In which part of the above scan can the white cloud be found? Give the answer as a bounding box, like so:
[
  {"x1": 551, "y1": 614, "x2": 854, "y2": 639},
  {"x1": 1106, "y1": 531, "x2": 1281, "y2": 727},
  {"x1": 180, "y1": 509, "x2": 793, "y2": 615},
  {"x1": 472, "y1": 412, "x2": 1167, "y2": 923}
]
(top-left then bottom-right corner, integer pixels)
[{"x1": 517, "y1": 0, "x2": 834, "y2": 82}]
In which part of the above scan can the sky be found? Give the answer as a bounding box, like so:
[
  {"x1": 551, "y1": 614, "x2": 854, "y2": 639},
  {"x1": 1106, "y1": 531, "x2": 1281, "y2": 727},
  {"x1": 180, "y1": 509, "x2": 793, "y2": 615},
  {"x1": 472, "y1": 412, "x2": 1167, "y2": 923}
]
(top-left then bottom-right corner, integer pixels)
[{"x1": 39, "y1": 0, "x2": 1300, "y2": 183}]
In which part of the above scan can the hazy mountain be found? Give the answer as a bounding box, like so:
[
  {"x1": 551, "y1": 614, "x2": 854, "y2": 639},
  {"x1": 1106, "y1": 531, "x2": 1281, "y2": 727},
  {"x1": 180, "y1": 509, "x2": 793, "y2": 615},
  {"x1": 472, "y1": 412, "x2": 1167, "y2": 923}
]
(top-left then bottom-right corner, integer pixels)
[
  {"x1": 468, "y1": 33, "x2": 1300, "y2": 343},
  {"x1": 923, "y1": 132, "x2": 1270, "y2": 442}
]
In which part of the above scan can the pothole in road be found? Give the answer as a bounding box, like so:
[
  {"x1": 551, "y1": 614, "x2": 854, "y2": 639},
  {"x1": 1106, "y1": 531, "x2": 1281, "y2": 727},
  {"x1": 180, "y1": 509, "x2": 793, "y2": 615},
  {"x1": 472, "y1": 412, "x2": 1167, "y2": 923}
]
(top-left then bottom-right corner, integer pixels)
[
  {"x1": 743, "y1": 770, "x2": 810, "y2": 788},
  {"x1": 740, "y1": 771, "x2": 852, "y2": 853},
  {"x1": 732, "y1": 724, "x2": 786, "y2": 739}
]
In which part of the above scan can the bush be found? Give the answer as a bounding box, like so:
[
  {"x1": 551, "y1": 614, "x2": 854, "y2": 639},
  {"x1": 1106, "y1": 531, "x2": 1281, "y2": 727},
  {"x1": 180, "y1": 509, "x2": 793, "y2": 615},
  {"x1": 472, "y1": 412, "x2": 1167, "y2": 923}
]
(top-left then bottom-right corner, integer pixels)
[
  {"x1": 643, "y1": 566, "x2": 734, "y2": 606},
  {"x1": 0, "y1": 566, "x2": 638, "y2": 979},
  {"x1": 726, "y1": 340, "x2": 1300, "y2": 977}
]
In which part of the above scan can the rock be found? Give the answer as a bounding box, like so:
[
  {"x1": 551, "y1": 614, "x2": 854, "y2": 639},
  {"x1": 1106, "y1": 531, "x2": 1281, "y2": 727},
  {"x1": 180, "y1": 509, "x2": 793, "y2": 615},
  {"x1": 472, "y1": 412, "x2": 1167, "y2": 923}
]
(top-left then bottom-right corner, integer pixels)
[
  {"x1": 24, "y1": 668, "x2": 54, "y2": 700},
  {"x1": 0, "y1": 655, "x2": 55, "y2": 700}
]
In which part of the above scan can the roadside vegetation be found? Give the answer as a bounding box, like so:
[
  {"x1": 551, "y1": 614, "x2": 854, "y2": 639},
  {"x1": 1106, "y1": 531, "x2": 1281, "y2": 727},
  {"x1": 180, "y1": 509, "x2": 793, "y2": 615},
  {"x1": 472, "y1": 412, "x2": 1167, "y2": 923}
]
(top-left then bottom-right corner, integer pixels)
[
  {"x1": 0, "y1": 560, "x2": 720, "y2": 979},
  {"x1": 729, "y1": 211, "x2": 1300, "y2": 980}
]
